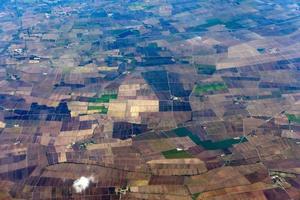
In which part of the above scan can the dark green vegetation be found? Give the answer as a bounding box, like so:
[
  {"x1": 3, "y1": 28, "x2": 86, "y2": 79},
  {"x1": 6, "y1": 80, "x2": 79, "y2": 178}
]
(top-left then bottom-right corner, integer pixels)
[
  {"x1": 88, "y1": 94, "x2": 117, "y2": 103},
  {"x1": 137, "y1": 43, "x2": 161, "y2": 57},
  {"x1": 242, "y1": 91, "x2": 282, "y2": 100},
  {"x1": 109, "y1": 29, "x2": 140, "y2": 38},
  {"x1": 140, "y1": 56, "x2": 175, "y2": 66},
  {"x1": 128, "y1": 2, "x2": 153, "y2": 10},
  {"x1": 192, "y1": 18, "x2": 243, "y2": 30},
  {"x1": 257, "y1": 48, "x2": 265, "y2": 53},
  {"x1": 173, "y1": 127, "x2": 247, "y2": 150},
  {"x1": 162, "y1": 149, "x2": 193, "y2": 159},
  {"x1": 196, "y1": 64, "x2": 216, "y2": 75},
  {"x1": 224, "y1": 20, "x2": 244, "y2": 29},
  {"x1": 87, "y1": 105, "x2": 108, "y2": 114},
  {"x1": 91, "y1": 9, "x2": 107, "y2": 18},
  {"x1": 286, "y1": 114, "x2": 300, "y2": 124},
  {"x1": 200, "y1": 18, "x2": 223, "y2": 28},
  {"x1": 194, "y1": 82, "x2": 227, "y2": 95},
  {"x1": 192, "y1": 193, "x2": 201, "y2": 200},
  {"x1": 76, "y1": 139, "x2": 96, "y2": 150}
]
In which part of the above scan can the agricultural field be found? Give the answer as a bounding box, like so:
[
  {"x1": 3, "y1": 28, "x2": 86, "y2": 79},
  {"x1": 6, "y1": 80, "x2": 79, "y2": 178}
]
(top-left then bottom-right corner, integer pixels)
[
  {"x1": 193, "y1": 82, "x2": 228, "y2": 95},
  {"x1": 0, "y1": 0, "x2": 299, "y2": 199}
]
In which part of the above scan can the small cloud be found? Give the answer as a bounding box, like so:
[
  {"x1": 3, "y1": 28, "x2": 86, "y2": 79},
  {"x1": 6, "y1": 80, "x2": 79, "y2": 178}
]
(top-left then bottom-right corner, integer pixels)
[{"x1": 73, "y1": 176, "x2": 95, "y2": 193}]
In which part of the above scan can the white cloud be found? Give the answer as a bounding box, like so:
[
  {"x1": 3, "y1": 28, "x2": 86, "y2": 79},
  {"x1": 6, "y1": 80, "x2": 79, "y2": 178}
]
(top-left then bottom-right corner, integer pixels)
[{"x1": 73, "y1": 176, "x2": 95, "y2": 193}]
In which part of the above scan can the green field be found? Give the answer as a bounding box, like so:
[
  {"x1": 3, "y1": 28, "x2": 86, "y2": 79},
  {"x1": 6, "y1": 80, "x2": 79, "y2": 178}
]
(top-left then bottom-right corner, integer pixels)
[
  {"x1": 129, "y1": 2, "x2": 151, "y2": 10},
  {"x1": 174, "y1": 127, "x2": 203, "y2": 145},
  {"x1": 194, "y1": 82, "x2": 227, "y2": 95},
  {"x1": 192, "y1": 193, "x2": 201, "y2": 200},
  {"x1": 200, "y1": 18, "x2": 223, "y2": 28},
  {"x1": 286, "y1": 114, "x2": 300, "y2": 124},
  {"x1": 162, "y1": 149, "x2": 193, "y2": 159},
  {"x1": 174, "y1": 127, "x2": 247, "y2": 150},
  {"x1": 196, "y1": 64, "x2": 216, "y2": 75},
  {"x1": 87, "y1": 105, "x2": 108, "y2": 114},
  {"x1": 224, "y1": 20, "x2": 243, "y2": 29},
  {"x1": 200, "y1": 137, "x2": 247, "y2": 150},
  {"x1": 88, "y1": 94, "x2": 117, "y2": 103},
  {"x1": 197, "y1": 18, "x2": 243, "y2": 30},
  {"x1": 257, "y1": 48, "x2": 265, "y2": 53}
]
